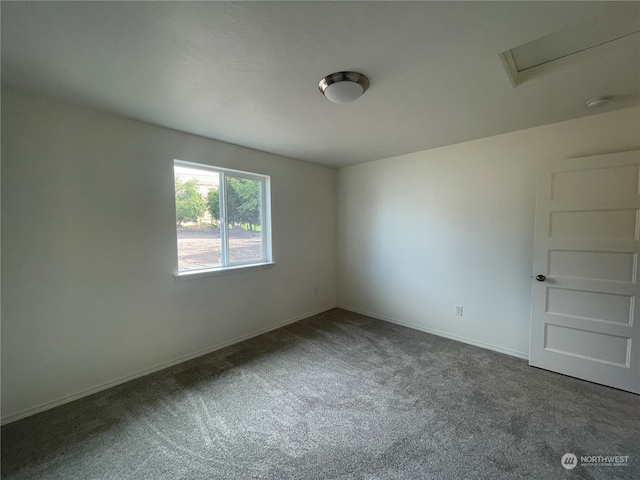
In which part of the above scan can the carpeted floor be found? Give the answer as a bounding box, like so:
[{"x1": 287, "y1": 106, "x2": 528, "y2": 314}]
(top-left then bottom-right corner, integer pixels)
[{"x1": 2, "y1": 308, "x2": 639, "y2": 479}]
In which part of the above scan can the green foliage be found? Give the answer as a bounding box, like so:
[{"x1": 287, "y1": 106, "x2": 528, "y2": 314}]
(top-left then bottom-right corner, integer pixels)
[
  {"x1": 175, "y1": 179, "x2": 206, "y2": 226},
  {"x1": 207, "y1": 189, "x2": 220, "y2": 223},
  {"x1": 225, "y1": 179, "x2": 244, "y2": 226},
  {"x1": 201, "y1": 177, "x2": 262, "y2": 230},
  {"x1": 228, "y1": 177, "x2": 261, "y2": 230}
]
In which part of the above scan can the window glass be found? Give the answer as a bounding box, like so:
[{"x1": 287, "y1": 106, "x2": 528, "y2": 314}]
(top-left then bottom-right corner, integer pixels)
[
  {"x1": 226, "y1": 176, "x2": 264, "y2": 264},
  {"x1": 174, "y1": 161, "x2": 270, "y2": 274}
]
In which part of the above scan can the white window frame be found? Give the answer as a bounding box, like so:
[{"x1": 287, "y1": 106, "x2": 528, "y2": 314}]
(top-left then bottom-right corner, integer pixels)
[{"x1": 174, "y1": 160, "x2": 273, "y2": 281}]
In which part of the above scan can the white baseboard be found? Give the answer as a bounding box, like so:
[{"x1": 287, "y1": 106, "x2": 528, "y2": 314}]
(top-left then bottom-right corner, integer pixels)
[
  {"x1": 337, "y1": 305, "x2": 530, "y2": 361},
  {"x1": 1, "y1": 306, "x2": 336, "y2": 426}
]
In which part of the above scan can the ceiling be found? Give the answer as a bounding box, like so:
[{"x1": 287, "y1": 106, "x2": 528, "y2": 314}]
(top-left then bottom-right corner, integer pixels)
[{"x1": 2, "y1": 1, "x2": 639, "y2": 168}]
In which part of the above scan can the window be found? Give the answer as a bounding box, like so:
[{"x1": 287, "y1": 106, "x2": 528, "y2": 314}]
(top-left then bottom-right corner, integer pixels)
[{"x1": 173, "y1": 160, "x2": 271, "y2": 278}]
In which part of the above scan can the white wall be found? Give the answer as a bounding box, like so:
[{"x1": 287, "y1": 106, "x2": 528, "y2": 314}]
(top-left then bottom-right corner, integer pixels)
[
  {"x1": 1, "y1": 88, "x2": 337, "y2": 422},
  {"x1": 337, "y1": 107, "x2": 640, "y2": 358}
]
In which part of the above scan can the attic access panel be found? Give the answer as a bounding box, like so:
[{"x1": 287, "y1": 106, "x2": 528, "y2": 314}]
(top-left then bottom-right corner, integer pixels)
[{"x1": 501, "y1": 15, "x2": 640, "y2": 87}]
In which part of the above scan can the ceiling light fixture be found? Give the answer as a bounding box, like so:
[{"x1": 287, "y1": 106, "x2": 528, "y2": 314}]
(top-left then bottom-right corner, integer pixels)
[
  {"x1": 319, "y1": 71, "x2": 370, "y2": 104},
  {"x1": 586, "y1": 96, "x2": 611, "y2": 108}
]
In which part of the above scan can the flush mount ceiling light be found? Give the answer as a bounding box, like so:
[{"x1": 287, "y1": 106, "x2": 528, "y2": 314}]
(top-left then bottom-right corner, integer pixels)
[
  {"x1": 586, "y1": 96, "x2": 612, "y2": 108},
  {"x1": 318, "y1": 71, "x2": 370, "y2": 104}
]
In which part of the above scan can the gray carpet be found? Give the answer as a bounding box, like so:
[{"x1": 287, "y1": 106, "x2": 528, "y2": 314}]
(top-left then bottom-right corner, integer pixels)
[{"x1": 2, "y1": 308, "x2": 639, "y2": 479}]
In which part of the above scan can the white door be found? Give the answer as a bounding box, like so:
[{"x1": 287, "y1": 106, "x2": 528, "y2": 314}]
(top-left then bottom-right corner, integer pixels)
[{"x1": 530, "y1": 150, "x2": 640, "y2": 394}]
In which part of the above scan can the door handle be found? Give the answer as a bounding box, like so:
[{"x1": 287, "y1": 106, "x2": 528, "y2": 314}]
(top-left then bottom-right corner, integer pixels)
[{"x1": 535, "y1": 274, "x2": 546, "y2": 282}]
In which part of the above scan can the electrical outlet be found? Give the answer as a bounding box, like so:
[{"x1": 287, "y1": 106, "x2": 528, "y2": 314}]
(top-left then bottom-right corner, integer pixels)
[{"x1": 455, "y1": 305, "x2": 463, "y2": 316}]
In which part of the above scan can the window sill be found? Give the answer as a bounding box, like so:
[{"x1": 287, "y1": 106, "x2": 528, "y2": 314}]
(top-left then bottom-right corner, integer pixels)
[{"x1": 174, "y1": 262, "x2": 275, "y2": 282}]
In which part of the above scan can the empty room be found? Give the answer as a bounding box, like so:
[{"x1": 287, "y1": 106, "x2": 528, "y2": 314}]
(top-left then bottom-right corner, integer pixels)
[{"x1": 1, "y1": 1, "x2": 639, "y2": 479}]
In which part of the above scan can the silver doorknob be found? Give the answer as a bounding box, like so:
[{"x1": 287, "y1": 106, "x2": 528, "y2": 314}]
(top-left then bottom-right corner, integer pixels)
[{"x1": 535, "y1": 275, "x2": 546, "y2": 282}]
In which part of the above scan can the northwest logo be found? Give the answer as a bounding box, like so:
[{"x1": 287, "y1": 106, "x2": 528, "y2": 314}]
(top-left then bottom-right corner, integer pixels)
[{"x1": 561, "y1": 453, "x2": 578, "y2": 470}]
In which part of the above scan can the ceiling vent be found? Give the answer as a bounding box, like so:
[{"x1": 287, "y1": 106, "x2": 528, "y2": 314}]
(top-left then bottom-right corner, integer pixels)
[{"x1": 500, "y1": 19, "x2": 640, "y2": 87}]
